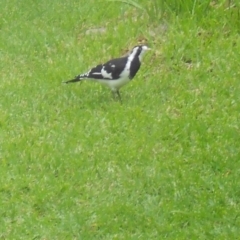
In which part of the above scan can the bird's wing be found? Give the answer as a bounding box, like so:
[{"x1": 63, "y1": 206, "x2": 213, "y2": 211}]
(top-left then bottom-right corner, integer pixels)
[
  {"x1": 85, "y1": 64, "x2": 104, "y2": 79},
  {"x1": 87, "y1": 57, "x2": 128, "y2": 80},
  {"x1": 103, "y1": 57, "x2": 128, "y2": 80}
]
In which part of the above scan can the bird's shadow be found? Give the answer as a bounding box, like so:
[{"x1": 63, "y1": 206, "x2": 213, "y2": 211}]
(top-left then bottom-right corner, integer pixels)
[{"x1": 63, "y1": 86, "x2": 124, "y2": 110}]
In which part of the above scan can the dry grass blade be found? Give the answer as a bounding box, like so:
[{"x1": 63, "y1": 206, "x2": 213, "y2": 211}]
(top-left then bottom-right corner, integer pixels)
[{"x1": 105, "y1": 0, "x2": 146, "y2": 12}]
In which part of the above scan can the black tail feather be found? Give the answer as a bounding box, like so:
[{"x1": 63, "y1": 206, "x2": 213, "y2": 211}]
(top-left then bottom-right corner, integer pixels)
[{"x1": 63, "y1": 77, "x2": 81, "y2": 84}]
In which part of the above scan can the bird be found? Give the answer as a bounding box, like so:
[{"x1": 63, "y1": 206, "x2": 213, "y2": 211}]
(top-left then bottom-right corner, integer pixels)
[{"x1": 63, "y1": 45, "x2": 150, "y2": 101}]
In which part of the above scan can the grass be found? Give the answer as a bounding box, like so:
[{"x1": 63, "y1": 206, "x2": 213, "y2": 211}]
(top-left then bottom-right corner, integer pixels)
[{"x1": 1, "y1": 0, "x2": 240, "y2": 239}]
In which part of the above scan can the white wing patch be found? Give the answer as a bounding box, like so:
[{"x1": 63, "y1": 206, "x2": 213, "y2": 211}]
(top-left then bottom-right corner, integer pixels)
[{"x1": 101, "y1": 66, "x2": 112, "y2": 79}]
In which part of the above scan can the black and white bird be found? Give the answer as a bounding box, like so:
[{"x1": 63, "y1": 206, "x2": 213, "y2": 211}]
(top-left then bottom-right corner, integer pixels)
[{"x1": 63, "y1": 45, "x2": 150, "y2": 101}]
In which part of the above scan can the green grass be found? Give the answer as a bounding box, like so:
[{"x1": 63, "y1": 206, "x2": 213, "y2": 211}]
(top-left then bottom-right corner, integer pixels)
[{"x1": 1, "y1": 0, "x2": 240, "y2": 239}]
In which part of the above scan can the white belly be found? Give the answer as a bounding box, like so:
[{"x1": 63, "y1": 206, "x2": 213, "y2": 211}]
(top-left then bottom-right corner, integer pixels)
[{"x1": 98, "y1": 77, "x2": 130, "y2": 91}]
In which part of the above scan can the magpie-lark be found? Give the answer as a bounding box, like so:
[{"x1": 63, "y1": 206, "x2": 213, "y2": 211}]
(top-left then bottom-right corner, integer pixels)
[{"x1": 63, "y1": 45, "x2": 150, "y2": 101}]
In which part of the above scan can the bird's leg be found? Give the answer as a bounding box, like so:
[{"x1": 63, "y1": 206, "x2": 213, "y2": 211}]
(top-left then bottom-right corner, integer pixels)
[
  {"x1": 116, "y1": 90, "x2": 122, "y2": 103},
  {"x1": 112, "y1": 90, "x2": 122, "y2": 103}
]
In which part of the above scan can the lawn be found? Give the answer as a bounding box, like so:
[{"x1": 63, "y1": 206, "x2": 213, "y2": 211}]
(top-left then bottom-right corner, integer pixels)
[{"x1": 1, "y1": 0, "x2": 240, "y2": 239}]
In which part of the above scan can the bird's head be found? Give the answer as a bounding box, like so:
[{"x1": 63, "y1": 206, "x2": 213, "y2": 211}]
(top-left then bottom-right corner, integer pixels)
[
  {"x1": 132, "y1": 45, "x2": 151, "y2": 51},
  {"x1": 131, "y1": 45, "x2": 151, "y2": 61},
  {"x1": 141, "y1": 45, "x2": 151, "y2": 51}
]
